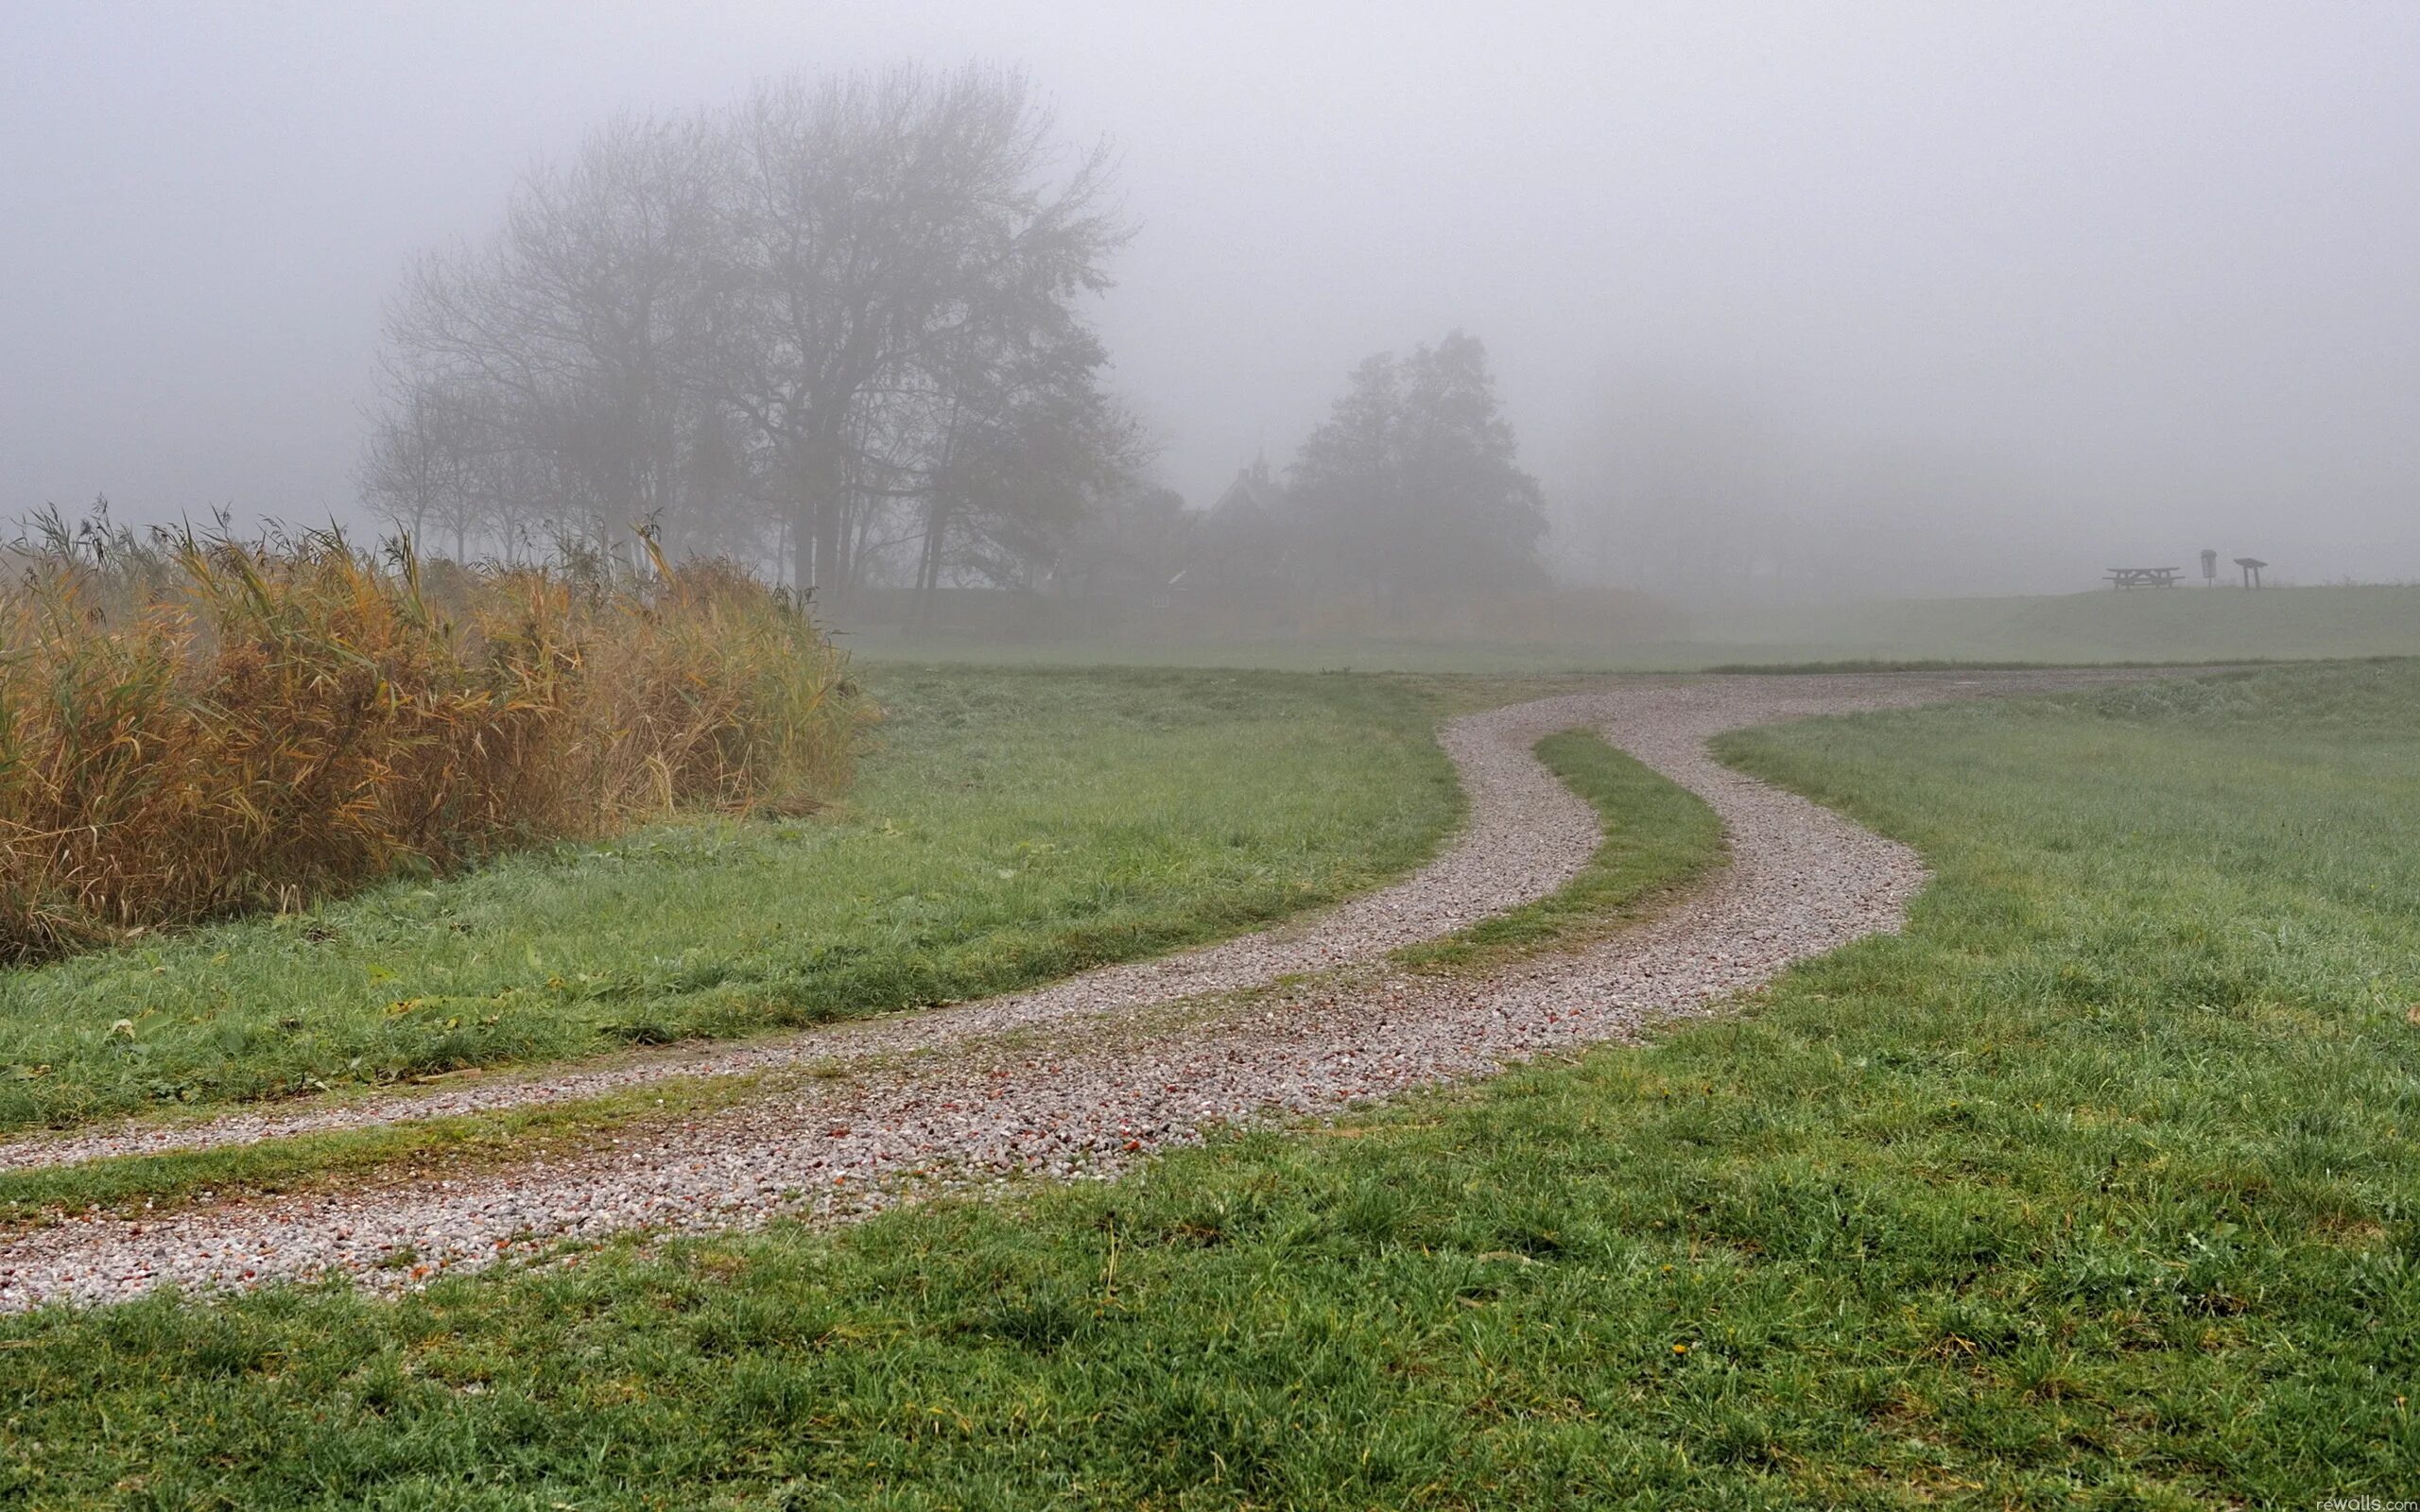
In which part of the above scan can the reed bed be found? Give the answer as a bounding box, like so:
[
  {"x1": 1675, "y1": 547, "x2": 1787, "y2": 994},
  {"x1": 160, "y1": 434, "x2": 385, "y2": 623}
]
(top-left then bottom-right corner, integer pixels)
[{"x1": 0, "y1": 515, "x2": 859, "y2": 962}]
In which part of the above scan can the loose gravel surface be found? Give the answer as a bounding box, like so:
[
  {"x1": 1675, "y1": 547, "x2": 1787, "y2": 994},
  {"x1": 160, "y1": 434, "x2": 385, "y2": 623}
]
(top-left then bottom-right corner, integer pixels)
[{"x1": 0, "y1": 671, "x2": 2156, "y2": 1312}]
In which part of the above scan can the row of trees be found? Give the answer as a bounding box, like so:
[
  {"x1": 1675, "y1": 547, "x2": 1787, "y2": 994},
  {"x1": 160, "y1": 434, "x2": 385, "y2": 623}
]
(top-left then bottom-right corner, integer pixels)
[{"x1": 361, "y1": 66, "x2": 1140, "y2": 596}]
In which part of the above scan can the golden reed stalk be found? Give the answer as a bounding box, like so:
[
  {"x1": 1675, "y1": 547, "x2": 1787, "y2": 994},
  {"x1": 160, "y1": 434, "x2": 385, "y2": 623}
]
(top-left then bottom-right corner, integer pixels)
[{"x1": 0, "y1": 520, "x2": 861, "y2": 961}]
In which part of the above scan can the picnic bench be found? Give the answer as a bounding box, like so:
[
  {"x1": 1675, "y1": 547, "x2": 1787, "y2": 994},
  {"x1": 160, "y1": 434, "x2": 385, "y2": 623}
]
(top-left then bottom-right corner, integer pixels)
[{"x1": 2104, "y1": 566, "x2": 2183, "y2": 590}]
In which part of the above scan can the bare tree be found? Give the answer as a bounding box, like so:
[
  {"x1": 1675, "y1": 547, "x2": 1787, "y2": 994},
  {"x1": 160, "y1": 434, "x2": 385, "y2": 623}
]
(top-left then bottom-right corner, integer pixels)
[
  {"x1": 363, "y1": 66, "x2": 1133, "y2": 593},
  {"x1": 714, "y1": 65, "x2": 1128, "y2": 593},
  {"x1": 376, "y1": 113, "x2": 729, "y2": 564},
  {"x1": 904, "y1": 266, "x2": 1141, "y2": 599},
  {"x1": 357, "y1": 366, "x2": 489, "y2": 558}
]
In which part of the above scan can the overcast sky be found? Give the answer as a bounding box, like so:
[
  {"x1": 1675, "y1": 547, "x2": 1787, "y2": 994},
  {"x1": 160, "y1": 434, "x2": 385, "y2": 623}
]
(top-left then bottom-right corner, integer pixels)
[{"x1": 5, "y1": 1, "x2": 2416, "y2": 593}]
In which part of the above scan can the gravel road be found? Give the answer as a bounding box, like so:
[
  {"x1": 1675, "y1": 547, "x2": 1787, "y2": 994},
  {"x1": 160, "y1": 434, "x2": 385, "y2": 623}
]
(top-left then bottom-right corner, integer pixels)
[{"x1": 0, "y1": 670, "x2": 2152, "y2": 1312}]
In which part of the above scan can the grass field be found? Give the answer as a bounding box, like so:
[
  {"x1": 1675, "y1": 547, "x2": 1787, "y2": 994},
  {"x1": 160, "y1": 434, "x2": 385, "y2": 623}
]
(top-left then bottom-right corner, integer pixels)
[
  {"x1": 0, "y1": 667, "x2": 1461, "y2": 1137},
  {"x1": 7, "y1": 662, "x2": 2415, "y2": 1506},
  {"x1": 843, "y1": 582, "x2": 2420, "y2": 673},
  {"x1": 1698, "y1": 581, "x2": 2420, "y2": 666}
]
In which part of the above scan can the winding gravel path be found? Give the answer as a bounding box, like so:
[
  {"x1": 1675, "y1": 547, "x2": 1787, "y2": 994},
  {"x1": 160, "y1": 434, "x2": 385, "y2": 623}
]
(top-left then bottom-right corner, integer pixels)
[{"x1": 0, "y1": 670, "x2": 2152, "y2": 1311}]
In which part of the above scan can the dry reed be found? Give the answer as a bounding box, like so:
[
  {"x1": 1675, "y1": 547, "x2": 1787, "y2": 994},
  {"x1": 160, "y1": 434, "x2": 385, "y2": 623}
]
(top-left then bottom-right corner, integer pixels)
[{"x1": 0, "y1": 512, "x2": 860, "y2": 961}]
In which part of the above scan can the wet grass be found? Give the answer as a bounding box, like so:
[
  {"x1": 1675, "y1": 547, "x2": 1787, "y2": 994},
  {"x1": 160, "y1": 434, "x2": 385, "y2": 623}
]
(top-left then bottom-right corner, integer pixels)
[
  {"x1": 0, "y1": 666, "x2": 1460, "y2": 1137},
  {"x1": 6, "y1": 662, "x2": 2416, "y2": 1506}
]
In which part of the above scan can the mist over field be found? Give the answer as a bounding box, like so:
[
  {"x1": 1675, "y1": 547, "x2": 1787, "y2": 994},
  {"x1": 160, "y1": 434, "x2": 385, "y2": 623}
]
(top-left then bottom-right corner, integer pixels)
[
  {"x1": 14, "y1": 9, "x2": 2420, "y2": 1495},
  {"x1": 6, "y1": 1, "x2": 2418, "y2": 617}
]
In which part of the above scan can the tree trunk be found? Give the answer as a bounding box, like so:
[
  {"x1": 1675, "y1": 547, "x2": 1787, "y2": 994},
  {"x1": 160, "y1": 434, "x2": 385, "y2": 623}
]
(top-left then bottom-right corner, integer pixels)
[
  {"x1": 791, "y1": 495, "x2": 814, "y2": 596},
  {"x1": 912, "y1": 491, "x2": 954, "y2": 633},
  {"x1": 813, "y1": 498, "x2": 841, "y2": 593}
]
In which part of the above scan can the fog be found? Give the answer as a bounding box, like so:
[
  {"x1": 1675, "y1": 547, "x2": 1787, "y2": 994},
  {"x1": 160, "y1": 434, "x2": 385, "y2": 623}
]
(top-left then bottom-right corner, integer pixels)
[{"x1": 7, "y1": 0, "x2": 2417, "y2": 601}]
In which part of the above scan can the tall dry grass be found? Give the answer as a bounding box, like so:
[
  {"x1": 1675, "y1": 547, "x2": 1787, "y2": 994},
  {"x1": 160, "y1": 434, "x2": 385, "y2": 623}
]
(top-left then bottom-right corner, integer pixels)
[{"x1": 0, "y1": 512, "x2": 860, "y2": 961}]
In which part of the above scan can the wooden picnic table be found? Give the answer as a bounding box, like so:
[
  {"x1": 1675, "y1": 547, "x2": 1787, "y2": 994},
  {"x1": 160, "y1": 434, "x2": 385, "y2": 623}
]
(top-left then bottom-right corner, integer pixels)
[{"x1": 2104, "y1": 566, "x2": 2183, "y2": 589}]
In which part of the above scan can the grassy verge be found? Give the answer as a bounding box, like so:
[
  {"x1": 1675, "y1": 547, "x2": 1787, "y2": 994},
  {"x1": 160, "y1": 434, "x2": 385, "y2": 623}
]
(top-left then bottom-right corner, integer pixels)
[
  {"x1": 1702, "y1": 657, "x2": 2224, "y2": 674},
  {"x1": 1396, "y1": 729, "x2": 1722, "y2": 971},
  {"x1": 6, "y1": 663, "x2": 2415, "y2": 1506},
  {"x1": 1703, "y1": 582, "x2": 2420, "y2": 665},
  {"x1": 0, "y1": 666, "x2": 1460, "y2": 1137}
]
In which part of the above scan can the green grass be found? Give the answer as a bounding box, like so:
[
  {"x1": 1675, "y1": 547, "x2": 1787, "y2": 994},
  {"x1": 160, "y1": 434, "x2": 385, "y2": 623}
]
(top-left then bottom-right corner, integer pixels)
[
  {"x1": 844, "y1": 583, "x2": 2420, "y2": 674},
  {"x1": 852, "y1": 630, "x2": 1668, "y2": 675},
  {"x1": 1699, "y1": 657, "x2": 2243, "y2": 675},
  {"x1": 0, "y1": 666, "x2": 1460, "y2": 1137},
  {"x1": 1395, "y1": 729, "x2": 1723, "y2": 971},
  {"x1": 8, "y1": 662, "x2": 2419, "y2": 1505},
  {"x1": 1705, "y1": 582, "x2": 2420, "y2": 665}
]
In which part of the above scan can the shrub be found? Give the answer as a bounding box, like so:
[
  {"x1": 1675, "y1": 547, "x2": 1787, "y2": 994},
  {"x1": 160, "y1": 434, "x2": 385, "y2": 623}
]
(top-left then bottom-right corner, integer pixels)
[{"x1": 0, "y1": 513, "x2": 860, "y2": 960}]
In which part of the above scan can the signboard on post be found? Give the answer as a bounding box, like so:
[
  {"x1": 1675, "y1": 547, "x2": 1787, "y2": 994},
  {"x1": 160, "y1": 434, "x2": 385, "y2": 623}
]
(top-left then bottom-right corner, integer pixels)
[{"x1": 2201, "y1": 549, "x2": 2218, "y2": 584}]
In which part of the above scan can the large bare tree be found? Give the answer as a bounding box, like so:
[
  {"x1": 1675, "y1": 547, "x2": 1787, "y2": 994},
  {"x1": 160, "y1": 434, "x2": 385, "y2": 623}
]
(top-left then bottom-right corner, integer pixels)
[
  {"x1": 374, "y1": 114, "x2": 728, "y2": 565},
  {"x1": 713, "y1": 66, "x2": 1127, "y2": 592},
  {"x1": 364, "y1": 65, "x2": 1132, "y2": 597}
]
